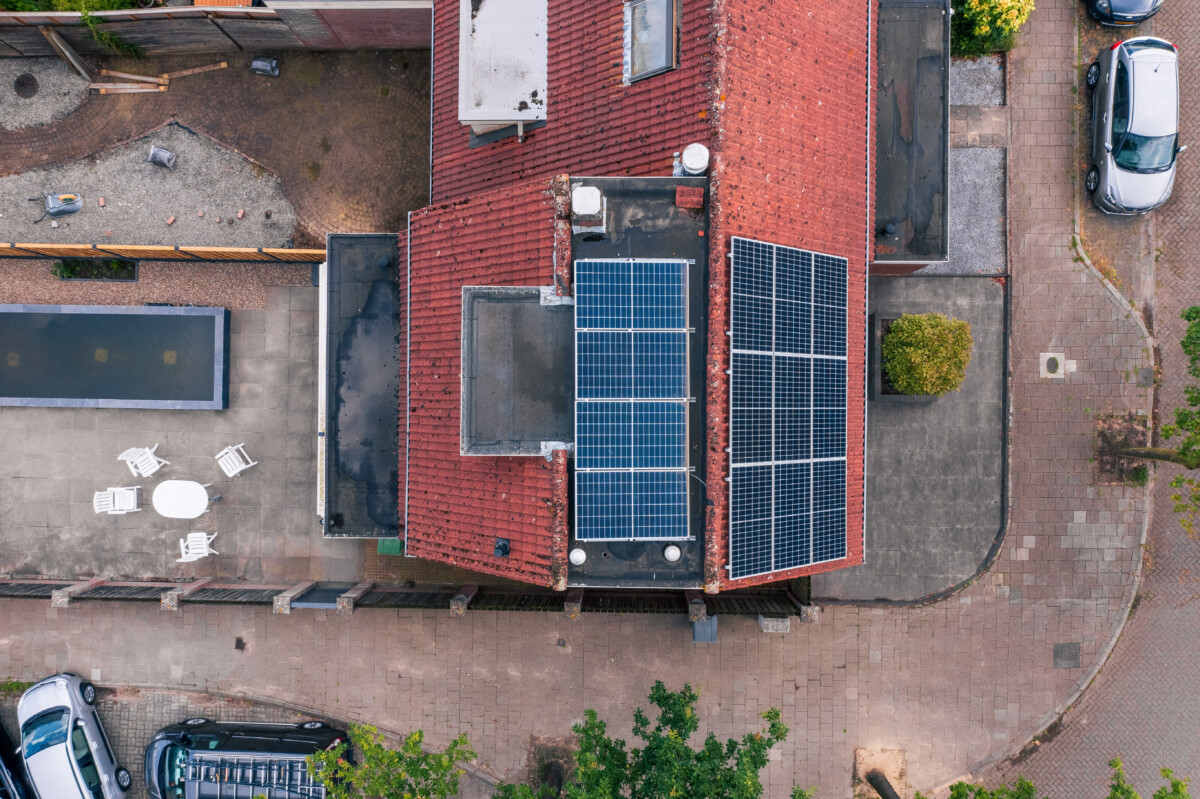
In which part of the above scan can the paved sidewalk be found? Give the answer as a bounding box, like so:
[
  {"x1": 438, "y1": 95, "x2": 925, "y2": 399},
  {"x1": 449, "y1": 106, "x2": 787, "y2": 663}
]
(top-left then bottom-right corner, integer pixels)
[
  {"x1": 0, "y1": 0, "x2": 1155, "y2": 795},
  {"x1": 987, "y1": 2, "x2": 1200, "y2": 793}
]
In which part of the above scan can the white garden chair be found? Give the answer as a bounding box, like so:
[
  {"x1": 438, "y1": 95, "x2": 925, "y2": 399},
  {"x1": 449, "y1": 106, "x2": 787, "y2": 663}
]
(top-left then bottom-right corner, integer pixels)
[
  {"x1": 215, "y1": 443, "x2": 257, "y2": 478},
  {"x1": 177, "y1": 532, "x2": 219, "y2": 563},
  {"x1": 93, "y1": 486, "x2": 141, "y2": 515},
  {"x1": 118, "y1": 444, "x2": 169, "y2": 478}
]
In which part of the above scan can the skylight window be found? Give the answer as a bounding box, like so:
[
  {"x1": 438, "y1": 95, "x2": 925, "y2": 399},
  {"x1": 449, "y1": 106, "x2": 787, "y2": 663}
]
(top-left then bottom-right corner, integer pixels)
[{"x1": 623, "y1": 0, "x2": 678, "y2": 84}]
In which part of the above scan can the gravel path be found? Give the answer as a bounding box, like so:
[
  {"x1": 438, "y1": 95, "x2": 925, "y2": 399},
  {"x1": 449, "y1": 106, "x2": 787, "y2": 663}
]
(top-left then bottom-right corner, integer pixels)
[
  {"x1": 0, "y1": 123, "x2": 298, "y2": 245},
  {"x1": 950, "y1": 55, "x2": 1005, "y2": 106},
  {"x1": 0, "y1": 57, "x2": 91, "y2": 130},
  {"x1": 0, "y1": 258, "x2": 312, "y2": 309}
]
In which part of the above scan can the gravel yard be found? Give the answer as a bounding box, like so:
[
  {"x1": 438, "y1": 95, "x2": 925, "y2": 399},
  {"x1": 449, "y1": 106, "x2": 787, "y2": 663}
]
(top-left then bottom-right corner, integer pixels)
[
  {"x1": 950, "y1": 55, "x2": 1005, "y2": 106},
  {"x1": 0, "y1": 258, "x2": 312, "y2": 308},
  {"x1": 0, "y1": 57, "x2": 91, "y2": 130},
  {"x1": 0, "y1": 123, "x2": 298, "y2": 245}
]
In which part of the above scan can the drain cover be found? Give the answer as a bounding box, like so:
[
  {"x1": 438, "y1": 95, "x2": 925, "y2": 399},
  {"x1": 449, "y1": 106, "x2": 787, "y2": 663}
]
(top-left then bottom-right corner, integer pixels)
[{"x1": 14, "y1": 73, "x2": 39, "y2": 99}]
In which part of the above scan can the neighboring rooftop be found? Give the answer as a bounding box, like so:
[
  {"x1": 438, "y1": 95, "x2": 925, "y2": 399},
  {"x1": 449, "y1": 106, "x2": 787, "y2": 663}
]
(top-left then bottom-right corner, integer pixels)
[
  {"x1": 322, "y1": 234, "x2": 401, "y2": 539},
  {"x1": 872, "y1": 0, "x2": 950, "y2": 265}
]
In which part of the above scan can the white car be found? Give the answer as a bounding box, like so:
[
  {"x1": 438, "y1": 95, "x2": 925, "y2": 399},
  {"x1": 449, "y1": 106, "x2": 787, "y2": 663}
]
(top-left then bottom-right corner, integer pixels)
[
  {"x1": 17, "y1": 674, "x2": 131, "y2": 799},
  {"x1": 1086, "y1": 36, "x2": 1185, "y2": 214}
]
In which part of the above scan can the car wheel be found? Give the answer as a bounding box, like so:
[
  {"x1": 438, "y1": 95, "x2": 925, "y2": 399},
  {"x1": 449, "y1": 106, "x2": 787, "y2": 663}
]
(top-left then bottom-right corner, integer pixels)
[
  {"x1": 115, "y1": 768, "x2": 132, "y2": 791},
  {"x1": 1086, "y1": 166, "x2": 1100, "y2": 195},
  {"x1": 183, "y1": 717, "x2": 209, "y2": 726},
  {"x1": 1086, "y1": 61, "x2": 1100, "y2": 89},
  {"x1": 300, "y1": 721, "x2": 327, "y2": 730},
  {"x1": 80, "y1": 682, "x2": 96, "y2": 705}
]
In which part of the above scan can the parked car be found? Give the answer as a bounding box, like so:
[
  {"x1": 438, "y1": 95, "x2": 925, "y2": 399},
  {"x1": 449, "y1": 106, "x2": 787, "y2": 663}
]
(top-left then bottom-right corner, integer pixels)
[
  {"x1": 16, "y1": 673, "x2": 131, "y2": 799},
  {"x1": 0, "y1": 719, "x2": 36, "y2": 799},
  {"x1": 1086, "y1": 36, "x2": 1184, "y2": 214},
  {"x1": 144, "y1": 718, "x2": 349, "y2": 799},
  {"x1": 1084, "y1": 0, "x2": 1166, "y2": 26}
]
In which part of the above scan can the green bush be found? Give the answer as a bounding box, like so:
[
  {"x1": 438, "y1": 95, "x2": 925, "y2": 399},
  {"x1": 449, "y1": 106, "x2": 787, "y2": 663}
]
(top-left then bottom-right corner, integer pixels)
[
  {"x1": 951, "y1": 0, "x2": 1033, "y2": 58},
  {"x1": 52, "y1": 258, "x2": 136, "y2": 280},
  {"x1": 882, "y1": 312, "x2": 973, "y2": 396}
]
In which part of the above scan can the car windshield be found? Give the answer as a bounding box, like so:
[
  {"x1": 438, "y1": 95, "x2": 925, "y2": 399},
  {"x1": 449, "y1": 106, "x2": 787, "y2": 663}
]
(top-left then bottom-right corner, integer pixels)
[
  {"x1": 158, "y1": 745, "x2": 187, "y2": 799},
  {"x1": 20, "y1": 710, "x2": 68, "y2": 759},
  {"x1": 1115, "y1": 132, "x2": 1178, "y2": 172}
]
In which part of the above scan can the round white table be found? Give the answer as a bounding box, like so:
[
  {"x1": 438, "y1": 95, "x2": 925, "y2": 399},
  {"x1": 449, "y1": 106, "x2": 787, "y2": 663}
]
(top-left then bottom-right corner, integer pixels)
[{"x1": 152, "y1": 480, "x2": 209, "y2": 520}]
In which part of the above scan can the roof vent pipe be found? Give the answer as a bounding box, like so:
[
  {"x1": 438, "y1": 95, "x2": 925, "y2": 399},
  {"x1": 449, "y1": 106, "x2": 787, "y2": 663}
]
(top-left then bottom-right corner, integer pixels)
[{"x1": 681, "y1": 143, "x2": 709, "y2": 176}]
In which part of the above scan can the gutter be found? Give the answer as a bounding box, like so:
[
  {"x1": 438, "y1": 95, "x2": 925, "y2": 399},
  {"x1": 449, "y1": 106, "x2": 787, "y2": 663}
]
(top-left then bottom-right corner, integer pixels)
[
  {"x1": 427, "y1": 3, "x2": 435, "y2": 205},
  {"x1": 403, "y1": 211, "x2": 413, "y2": 551},
  {"x1": 863, "y1": 0, "x2": 874, "y2": 566}
]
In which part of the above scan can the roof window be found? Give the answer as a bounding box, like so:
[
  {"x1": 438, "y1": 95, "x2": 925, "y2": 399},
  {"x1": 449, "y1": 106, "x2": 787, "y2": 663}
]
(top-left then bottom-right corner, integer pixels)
[{"x1": 623, "y1": 0, "x2": 678, "y2": 84}]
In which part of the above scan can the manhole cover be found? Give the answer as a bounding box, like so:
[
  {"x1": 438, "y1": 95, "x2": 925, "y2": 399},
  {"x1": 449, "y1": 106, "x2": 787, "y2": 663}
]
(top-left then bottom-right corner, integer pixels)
[{"x1": 14, "y1": 73, "x2": 39, "y2": 99}]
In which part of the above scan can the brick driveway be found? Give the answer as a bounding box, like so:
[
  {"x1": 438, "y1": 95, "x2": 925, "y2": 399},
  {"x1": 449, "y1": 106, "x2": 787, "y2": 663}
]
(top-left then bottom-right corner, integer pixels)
[
  {"x1": 988, "y1": 2, "x2": 1200, "y2": 793},
  {"x1": 0, "y1": 0, "x2": 1160, "y2": 795},
  {"x1": 0, "y1": 51, "x2": 430, "y2": 244}
]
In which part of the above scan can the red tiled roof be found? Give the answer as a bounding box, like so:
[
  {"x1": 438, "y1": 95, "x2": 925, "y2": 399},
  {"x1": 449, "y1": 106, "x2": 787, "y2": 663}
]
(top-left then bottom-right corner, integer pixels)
[
  {"x1": 705, "y1": 0, "x2": 875, "y2": 589},
  {"x1": 430, "y1": 0, "x2": 717, "y2": 204},
  {"x1": 400, "y1": 181, "x2": 569, "y2": 587}
]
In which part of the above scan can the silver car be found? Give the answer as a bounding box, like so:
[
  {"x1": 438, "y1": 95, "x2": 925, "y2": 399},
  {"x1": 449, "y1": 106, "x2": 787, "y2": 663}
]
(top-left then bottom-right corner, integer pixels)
[
  {"x1": 1086, "y1": 36, "x2": 1185, "y2": 214},
  {"x1": 17, "y1": 674, "x2": 131, "y2": 799}
]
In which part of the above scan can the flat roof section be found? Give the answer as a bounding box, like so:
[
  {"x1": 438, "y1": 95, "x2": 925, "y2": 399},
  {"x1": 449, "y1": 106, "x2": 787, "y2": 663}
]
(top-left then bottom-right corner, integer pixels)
[
  {"x1": 323, "y1": 234, "x2": 400, "y2": 539},
  {"x1": 566, "y1": 176, "x2": 708, "y2": 589},
  {"x1": 874, "y1": 0, "x2": 949, "y2": 264},
  {"x1": 457, "y1": 0, "x2": 547, "y2": 129},
  {"x1": 0, "y1": 304, "x2": 229, "y2": 410},
  {"x1": 460, "y1": 286, "x2": 574, "y2": 456}
]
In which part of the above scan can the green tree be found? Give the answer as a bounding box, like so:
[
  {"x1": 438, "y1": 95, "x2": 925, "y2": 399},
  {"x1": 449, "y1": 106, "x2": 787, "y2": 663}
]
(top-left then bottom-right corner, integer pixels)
[
  {"x1": 881, "y1": 312, "x2": 973, "y2": 396},
  {"x1": 494, "y1": 681, "x2": 812, "y2": 799},
  {"x1": 307, "y1": 724, "x2": 476, "y2": 799},
  {"x1": 916, "y1": 759, "x2": 1189, "y2": 799}
]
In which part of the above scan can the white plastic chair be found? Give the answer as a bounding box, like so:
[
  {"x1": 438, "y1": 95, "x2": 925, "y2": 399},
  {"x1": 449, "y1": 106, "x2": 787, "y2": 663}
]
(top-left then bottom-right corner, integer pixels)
[
  {"x1": 93, "y1": 486, "x2": 141, "y2": 515},
  {"x1": 215, "y1": 443, "x2": 257, "y2": 478},
  {"x1": 177, "y1": 532, "x2": 218, "y2": 563},
  {"x1": 118, "y1": 444, "x2": 169, "y2": 478}
]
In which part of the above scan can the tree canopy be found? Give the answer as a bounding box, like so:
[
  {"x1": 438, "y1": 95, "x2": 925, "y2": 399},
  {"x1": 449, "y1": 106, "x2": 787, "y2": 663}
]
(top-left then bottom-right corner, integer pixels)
[{"x1": 307, "y1": 724, "x2": 475, "y2": 799}]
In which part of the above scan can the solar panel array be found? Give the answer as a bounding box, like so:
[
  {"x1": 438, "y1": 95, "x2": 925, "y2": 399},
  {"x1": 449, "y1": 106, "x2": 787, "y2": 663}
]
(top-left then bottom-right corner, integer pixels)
[
  {"x1": 575, "y1": 259, "x2": 691, "y2": 541},
  {"x1": 728, "y1": 237, "x2": 848, "y2": 580}
]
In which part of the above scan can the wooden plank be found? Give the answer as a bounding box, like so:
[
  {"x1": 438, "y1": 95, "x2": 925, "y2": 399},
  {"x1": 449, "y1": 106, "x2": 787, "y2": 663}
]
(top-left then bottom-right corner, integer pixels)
[
  {"x1": 100, "y1": 245, "x2": 191, "y2": 260},
  {"x1": 99, "y1": 68, "x2": 167, "y2": 85},
  {"x1": 38, "y1": 25, "x2": 92, "y2": 81},
  {"x1": 160, "y1": 61, "x2": 227, "y2": 80},
  {"x1": 97, "y1": 84, "x2": 168, "y2": 94}
]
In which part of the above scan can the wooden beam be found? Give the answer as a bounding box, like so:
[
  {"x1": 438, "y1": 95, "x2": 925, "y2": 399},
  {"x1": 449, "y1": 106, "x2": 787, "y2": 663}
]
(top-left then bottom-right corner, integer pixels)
[
  {"x1": 99, "y1": 68, "x2": 167, "y2": 85},
  {"x1": 160, "y1": 61, "x2": 228, "y2": 80},
  {"x1": 38, "y1": 26, "x2": 92, "y2": 82},
  {"x1": 95, "y1": 85, "x2": 169, "y2": 94}
]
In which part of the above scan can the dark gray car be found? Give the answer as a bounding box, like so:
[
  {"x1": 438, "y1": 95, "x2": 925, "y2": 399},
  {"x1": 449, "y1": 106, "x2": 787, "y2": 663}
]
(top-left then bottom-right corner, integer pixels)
[
  {"x1": 1084, "y1": 0, "x2": 1165, "y2": 26},
  {"x1": 1086, "y1": 36, "x2": 1184, "y2": 215}
]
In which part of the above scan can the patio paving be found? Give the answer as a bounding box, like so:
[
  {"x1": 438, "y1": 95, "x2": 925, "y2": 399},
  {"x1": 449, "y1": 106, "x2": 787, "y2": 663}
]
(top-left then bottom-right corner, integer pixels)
[
  {"x1": 0, "y1": 284, "x2": 363, "y2": 583},
  {"x1": 812, "y1": 275, "x2": 1006, "y2": 602}
]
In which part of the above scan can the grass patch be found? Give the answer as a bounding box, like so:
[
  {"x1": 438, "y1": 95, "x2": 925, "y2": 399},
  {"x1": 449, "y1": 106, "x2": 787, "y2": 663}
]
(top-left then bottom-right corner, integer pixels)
[
  {"x1": 1128, "y1": 464, "x2": 1150, "y2": 487},
  {"x1": 0, "y1": 679, "x2": 34, "y2": 695}
]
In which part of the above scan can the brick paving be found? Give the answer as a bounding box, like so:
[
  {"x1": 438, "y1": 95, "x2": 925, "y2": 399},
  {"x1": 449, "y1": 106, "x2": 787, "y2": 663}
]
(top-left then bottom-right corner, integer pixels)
[
  {"x1": 0, "y1": 51, "x2": 430, "y2": 244},
  {"x1": 987, "y1": 1, "x2": 1200, "y2": 794},
  {"x1": 0, "y1": 1, "x2": 1160, "y2": 795},
  {"x1": 950, "y1": 106, "x2": 1009, "y2": 147}
]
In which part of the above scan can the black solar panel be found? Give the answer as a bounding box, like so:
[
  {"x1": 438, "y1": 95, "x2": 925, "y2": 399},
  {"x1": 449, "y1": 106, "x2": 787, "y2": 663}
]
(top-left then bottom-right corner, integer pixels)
[
  {"x1": 575, "y1": 260, "x2": 692, "y2": 541},
  {"x1": 728, "y1": 238, "x2": 849, "y2": 580}
]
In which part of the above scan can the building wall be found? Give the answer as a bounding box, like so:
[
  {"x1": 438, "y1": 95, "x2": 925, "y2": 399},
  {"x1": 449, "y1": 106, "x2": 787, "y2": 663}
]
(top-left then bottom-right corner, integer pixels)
[
  {"x1": 430, "y1": 0, "x2": 717, "y2": 203},
  {"x1": 706, "y1": 0, "x2": 877, "y2": 589}
]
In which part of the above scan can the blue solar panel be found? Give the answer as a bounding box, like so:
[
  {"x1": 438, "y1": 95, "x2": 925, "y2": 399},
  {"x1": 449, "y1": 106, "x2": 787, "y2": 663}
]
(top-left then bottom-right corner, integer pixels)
[
  {"x1": 727, "y1": 237, "x2": 849, "y2": 579},
  {"x1": 575, "y1": 259, "x2": 692, "y2": 542}
]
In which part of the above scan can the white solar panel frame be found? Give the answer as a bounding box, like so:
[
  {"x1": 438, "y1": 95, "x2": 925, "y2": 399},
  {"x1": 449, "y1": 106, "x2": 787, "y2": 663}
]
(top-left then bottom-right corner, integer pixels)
[
  {"x1": 574, "y1": 259, "x2": 693, "y2": 542},
  {"x1": 727, "y1": 237, "x2": 848, "y2": 580}
]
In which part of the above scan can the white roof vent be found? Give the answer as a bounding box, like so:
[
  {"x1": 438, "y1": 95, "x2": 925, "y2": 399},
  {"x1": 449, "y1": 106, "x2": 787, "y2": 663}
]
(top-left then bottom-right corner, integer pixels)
[
  {"x1": 571, "y1": 186, "x2": 603, "y2": 217},
  {"x1": 681, "y1": 143, "x2": 710, "y2": 176}
]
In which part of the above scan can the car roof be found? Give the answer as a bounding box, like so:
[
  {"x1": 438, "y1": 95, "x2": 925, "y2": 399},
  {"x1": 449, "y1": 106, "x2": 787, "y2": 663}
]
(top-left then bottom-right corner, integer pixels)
[{"x1": 1128, "y1": 50, "x2": 1178, "y2": 138}]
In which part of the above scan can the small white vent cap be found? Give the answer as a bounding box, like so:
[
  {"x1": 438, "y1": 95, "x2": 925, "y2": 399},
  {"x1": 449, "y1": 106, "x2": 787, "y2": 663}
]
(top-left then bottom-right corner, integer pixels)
[{"x1": 571, "y1": 186, "x2": 603, "y2": 217}]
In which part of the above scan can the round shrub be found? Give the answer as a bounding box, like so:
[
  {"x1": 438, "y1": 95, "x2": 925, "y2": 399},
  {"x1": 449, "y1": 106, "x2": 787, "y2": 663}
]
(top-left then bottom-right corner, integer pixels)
[
  {"x1": 882, "y1": 312, "x2": 973, "y2": 396},
  {"x1": 952, "y1": 0, "x2": 1035, "y2": 57}
]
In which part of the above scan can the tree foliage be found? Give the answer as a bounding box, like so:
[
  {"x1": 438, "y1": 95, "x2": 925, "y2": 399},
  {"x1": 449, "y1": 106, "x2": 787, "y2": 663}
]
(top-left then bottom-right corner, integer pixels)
[
  {"x1": 307, "y1": 724, "x2": 476, "y2": 799},
  {"x1": 916, "y1": 759, "x2": 1189, "y2": 799},
  {"x1": 881, "y1": 312, "x2": 973, "y2": 396},
  {"x1": 495, "y1": 682, "x2": 811, "y2": 799},
  {"x1": 951, "y1": 0, "x2": 1033, "y2": 57}
]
